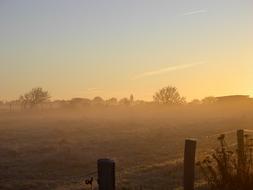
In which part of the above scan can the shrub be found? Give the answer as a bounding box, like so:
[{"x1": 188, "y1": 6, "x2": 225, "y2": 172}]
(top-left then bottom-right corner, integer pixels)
[{"x1": 197, "y1": 134, "x2": 253, "y2": 190}]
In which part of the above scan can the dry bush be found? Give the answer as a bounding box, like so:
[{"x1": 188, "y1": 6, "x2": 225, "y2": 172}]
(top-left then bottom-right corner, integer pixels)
[{"x1": 197, "y1": 134, "x2": 253, "y2": 190}]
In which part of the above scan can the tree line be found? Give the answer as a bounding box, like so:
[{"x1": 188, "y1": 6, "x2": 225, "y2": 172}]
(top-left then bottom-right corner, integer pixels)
[{"x1": 0, "y1": 86, "x2": 230, "y2": 109}]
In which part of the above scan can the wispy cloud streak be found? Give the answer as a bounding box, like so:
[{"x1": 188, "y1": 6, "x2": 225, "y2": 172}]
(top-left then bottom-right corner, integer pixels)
[
  {"x1": 183, "y1": 9, "x2": 207, "y2": 16},
  {"x1": 84, "y1": 88, "x2": 103, "y2": 93},
  {"x1": 132, "y1": 62, "x2": 204, "y2": 80}
]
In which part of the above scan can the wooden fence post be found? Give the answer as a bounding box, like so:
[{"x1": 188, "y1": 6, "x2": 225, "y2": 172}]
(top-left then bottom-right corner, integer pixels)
[
  {"x1": 184, "y1": 139, "x2": 197, "y2": 190},
  {"x1": 97, "y1": 158, "x2": 115, "y2": 190},
  {"x1": 237, "y1": 129, "x2": 245, "y2": 175}
]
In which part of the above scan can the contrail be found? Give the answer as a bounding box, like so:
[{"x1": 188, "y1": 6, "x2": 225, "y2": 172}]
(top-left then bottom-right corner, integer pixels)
[
  {"x1": 84, "y1": 88, "x2": 103, "y2": 93},
  {"x1": 132, "y1": 62, "x2": 204, "y2": 80},
  {"x1": 183, "y1": 9, "x2": 207, "y2": 16}
]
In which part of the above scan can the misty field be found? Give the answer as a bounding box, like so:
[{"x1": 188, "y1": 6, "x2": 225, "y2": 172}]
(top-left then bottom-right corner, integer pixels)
[{"x1": 1, "y1": 104, "x2": 253, "y2": 190}]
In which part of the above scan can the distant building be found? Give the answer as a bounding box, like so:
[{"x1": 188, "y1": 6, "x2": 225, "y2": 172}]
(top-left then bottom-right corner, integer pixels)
[
  {"x1": 216, "y1": 95, "x2": 252, "y2": 103},
  {"x1": 70, "y1": 98, "x2": 91, "y2": 107}
]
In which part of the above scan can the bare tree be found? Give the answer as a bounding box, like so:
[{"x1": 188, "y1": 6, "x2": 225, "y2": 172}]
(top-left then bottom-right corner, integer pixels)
[
  {"x1": 19, "y1": 87, "x2": 50, "y2": 108},
  {"x1": 153, "y1": 86, "x2": 186, "y2": 105}
]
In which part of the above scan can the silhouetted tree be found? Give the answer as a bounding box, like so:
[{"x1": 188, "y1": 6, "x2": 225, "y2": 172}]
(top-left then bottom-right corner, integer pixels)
[
  {"x1": 92, "y1": 96, "x2": 104, "y2": 105},
  {"x1": 70, "y1": 98, "x2": 90, "y2": 107},
  {"x1": 106, "y1": 98, "x2": 118, "y2": 106},
  {"x1": 202, "y1": 96, "x2": 217, "y2": 104},
  {"x1": 135, "y1": 100, "x2": 146, "y2": 105},
  {"x1": 119, "y1": 98, "x2": 130, "y2": 106},
  {"x1": 19, "y1": 87, "x2": 50, "y2": 108},
  {"x1": 153, "y1": 86, "x2": 186, "y2": 105},
  {"x1": 52, "y1": 100, "x2": 68, "y2": 108},
  {"x1": 189, "y1": 99, "x2": 202, "y2": 105}
]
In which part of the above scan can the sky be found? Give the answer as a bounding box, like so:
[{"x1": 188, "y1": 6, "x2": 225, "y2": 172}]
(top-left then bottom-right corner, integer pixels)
[{"x1": 0, "y1": 0, "x2": 253, "y2": 101}]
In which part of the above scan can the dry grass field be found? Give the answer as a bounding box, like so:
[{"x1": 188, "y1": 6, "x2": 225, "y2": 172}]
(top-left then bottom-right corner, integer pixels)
[{"x1": 1, "y1": 104, "x2": 253, "y2": 190}]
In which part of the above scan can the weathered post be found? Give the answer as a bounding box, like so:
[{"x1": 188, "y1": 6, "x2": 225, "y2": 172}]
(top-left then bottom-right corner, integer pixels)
[
  {"x1": 237, "y1": 129, "x2": 245, "y2": 175},
  {"x1": 97, "y1": 158, "x2": 115, "y2": 190},
  {"x1": 184, "y1": 139, "x2": 197, "y2": 190}
]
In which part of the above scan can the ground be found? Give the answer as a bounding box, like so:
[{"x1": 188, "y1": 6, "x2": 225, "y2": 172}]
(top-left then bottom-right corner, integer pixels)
[{"x1": 0, "y1": 104, "x2": 253, "y2": 189}]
